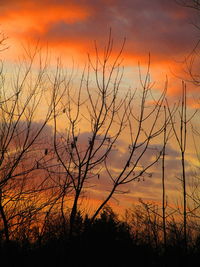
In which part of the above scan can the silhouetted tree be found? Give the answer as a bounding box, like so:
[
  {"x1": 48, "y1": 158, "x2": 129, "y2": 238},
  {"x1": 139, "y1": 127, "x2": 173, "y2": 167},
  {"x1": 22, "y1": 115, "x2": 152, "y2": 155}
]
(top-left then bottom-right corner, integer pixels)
[
  {"x1": 0, "y1": 45, "x2": 68, "y2": 242},
  {"x1": 166, "y1": 83, "x2": 197, "y2": 252},
  {"x1": 53, "y1": 32, "x2": 168, "y2": 237},
  {"x1": 177, "y1": 0, "x2": 200, "y2": 10}
]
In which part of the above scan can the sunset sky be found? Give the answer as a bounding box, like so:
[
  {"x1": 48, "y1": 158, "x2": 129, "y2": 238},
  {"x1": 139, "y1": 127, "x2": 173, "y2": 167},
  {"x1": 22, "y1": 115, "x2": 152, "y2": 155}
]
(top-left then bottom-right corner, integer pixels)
[
  {"x1": 1, "y1": 0, "x2": 198, "y2": 65},
  {"x1": 0, "y1": 0, "x2": 199, "y2": 100},
  {"x1": 1, "y1": 0, "x2": 200, "y2": 213}
]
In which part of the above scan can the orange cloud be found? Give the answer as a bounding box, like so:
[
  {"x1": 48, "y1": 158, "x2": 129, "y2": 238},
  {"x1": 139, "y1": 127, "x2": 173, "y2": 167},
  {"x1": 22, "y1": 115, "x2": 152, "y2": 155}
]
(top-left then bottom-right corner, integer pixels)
[
  {"x1": 0, "y1": 0, "x2": 197, "y2": 62},
  {"x1": 0, "y1": 0, "x2": 199, "y2": 101},
  {"x1": 1, "y1": 2, "x2": 90, "y2": 37}
]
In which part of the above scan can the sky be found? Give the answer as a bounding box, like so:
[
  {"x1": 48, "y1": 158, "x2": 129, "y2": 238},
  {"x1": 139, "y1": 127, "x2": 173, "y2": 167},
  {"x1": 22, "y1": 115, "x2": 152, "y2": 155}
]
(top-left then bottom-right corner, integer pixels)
[
  {"x1": 0, "y1": 0, "x2": 199, "y2": 64},
  {"x1": 1, "y1": 0, "x2": 199, "y2": 98},
  {"x1": 1, "y1": 0, "x2": 200, "y2": 214}
]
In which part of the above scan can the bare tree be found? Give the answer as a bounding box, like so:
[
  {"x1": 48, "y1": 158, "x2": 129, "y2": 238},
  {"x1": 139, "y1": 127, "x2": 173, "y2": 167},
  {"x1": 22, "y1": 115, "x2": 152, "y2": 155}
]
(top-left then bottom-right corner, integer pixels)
[
  {"x1": 0, "y1": 45, "x2": 68, "y2": 241},
  {"x1": 52, "y1": 32, "x2": 168, "y2": 236},
  {"x1": 90, "y1": 61, "x2": 167, "y2": 222},
  {"x1": 161, "y1": 106, "x2": 168, "y2": 250},
  {"x1": 166, "y1": 82, "x2": 196, "y2": 251},
  {"x1": 177, "y1": 0, "x2": 200, "y2": 10}
]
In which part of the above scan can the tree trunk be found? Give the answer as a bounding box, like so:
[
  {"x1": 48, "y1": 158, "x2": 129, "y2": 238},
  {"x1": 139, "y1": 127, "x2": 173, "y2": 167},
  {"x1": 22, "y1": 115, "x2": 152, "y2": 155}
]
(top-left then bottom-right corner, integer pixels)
[
  {"x1": 182, "y1": 151, "x2": 187, "y2": 252},
  {"x1": 0, "y1": 190, "x2": 9, "y2": 242},
  {"x1": 69, "y1": 191, "x2": 80, "y2": 238}
]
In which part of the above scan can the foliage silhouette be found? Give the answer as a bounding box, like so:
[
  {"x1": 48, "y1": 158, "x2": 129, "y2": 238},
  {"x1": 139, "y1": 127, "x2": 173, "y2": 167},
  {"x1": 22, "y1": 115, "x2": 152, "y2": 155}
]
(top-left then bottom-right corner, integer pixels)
[{"x1": 0, "y1": 204, "x2": 199, "y2": 267}]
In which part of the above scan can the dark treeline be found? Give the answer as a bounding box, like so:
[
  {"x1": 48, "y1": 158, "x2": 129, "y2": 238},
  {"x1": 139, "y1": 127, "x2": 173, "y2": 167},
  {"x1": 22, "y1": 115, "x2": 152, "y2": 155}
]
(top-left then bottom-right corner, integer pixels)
[{"x1": 1, "y1": 204, "x2": 200, "y2": 267}]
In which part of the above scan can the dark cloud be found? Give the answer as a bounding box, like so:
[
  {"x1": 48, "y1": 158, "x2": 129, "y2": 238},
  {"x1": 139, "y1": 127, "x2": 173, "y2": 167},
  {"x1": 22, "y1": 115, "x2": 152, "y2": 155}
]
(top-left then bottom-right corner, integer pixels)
[
  {"x1": 1, "y1": 0, "x2": 198, "y2": 63},
  {"x1": 38, "y1": 0, "x2": 199, "y2": 61}
]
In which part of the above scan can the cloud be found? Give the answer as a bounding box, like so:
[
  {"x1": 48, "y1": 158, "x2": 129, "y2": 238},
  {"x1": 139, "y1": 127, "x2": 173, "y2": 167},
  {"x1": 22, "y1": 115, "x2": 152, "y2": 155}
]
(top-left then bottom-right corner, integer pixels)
[
  {"x1": 1, "y1": 0, "x2": 199, "y2": 100},
  {"x1": 46, "y1": 1, "x2": 196, "y2": 62},
  {"x1": 1, "y1": 0, "x2": 199, "y2": 102},
  {"x1": 1, "y1": 0, "x2": 198, "y2": 64}
]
